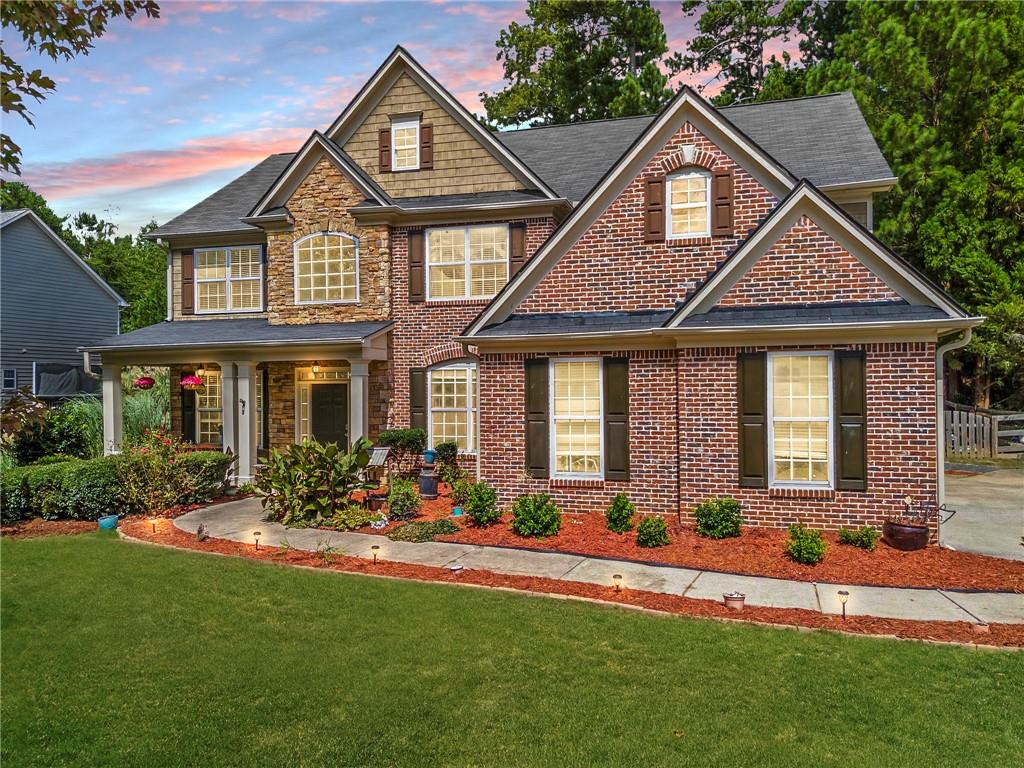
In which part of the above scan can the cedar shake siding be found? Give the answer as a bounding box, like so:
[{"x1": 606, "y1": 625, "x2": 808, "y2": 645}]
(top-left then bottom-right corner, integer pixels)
[
  {"x1": 518, "y1": 122, "x2": 776, "y2": 314},
  {"x1": 343, "y1": 73, "x2": 523, "y2": 198},
  {"x1": 715, "y1": 216, "x2": 902, "y2": 308}
]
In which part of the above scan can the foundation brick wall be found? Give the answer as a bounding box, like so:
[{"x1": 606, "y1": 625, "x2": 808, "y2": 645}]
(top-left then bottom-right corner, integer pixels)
[
  {"x1": 388, "y1": 217, "x2": 555, "y2": 429},
  {"x1": 266, "y1": 158, "x2": 390, "y2": 325},
  {"x1": 478, "y1": 350, "x2": 679, "y2": 515},
  {"x1": 676, "y1": 342, "x2": 937, "y2": 530},
  {"x1": 717, "y1": 216, "x2": 902, "y2": 307},
  {"x1": 478, "y1": 343, "x2": 937, "y2": 530},
  {"x1": 518, "y1": 121, "x2": 777, "y2": 313}
]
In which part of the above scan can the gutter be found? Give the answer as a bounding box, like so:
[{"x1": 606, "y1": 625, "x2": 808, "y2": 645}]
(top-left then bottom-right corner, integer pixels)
[{"x1": 935, "y1": 327, "x2": 973, "y2": 547}]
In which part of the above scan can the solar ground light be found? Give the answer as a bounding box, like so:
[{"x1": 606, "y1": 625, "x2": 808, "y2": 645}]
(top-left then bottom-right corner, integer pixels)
[
  {"x1": 612, "y1": 574, "x2": 623, "y2": 592},
  {"x1": 253, "y1": 530, "x2": 262, "y2": 550},
  {"x1": 837, "y1": 590, "x2": 850, "y2": 620},
  {"x1": 149, "y1": 516, "x2": 157, "y2": 534},
  {"x1": 371, "y1": 544, "x2": 380, "y2": 564}
]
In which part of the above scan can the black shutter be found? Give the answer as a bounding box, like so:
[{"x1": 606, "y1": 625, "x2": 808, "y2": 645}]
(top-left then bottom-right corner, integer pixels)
[
  {"x1": 261, "y1": 367, "x2": 270, "y2": 449},
  {"x1": 835, "y1": 350, "x2": 868, "y2": 490},
  {"x1": 509, "y1": 222, "x2": 527, "y2": 277},
  {"x1": 737, "y1": 352, "x2": 767, "y2": 487},
  {"x1": 603, "y1": 357, "x2": 629, "y2": 481},
  {"x1": 420, "y1": 124, "x2": 433, "y2": 169},
  {"x1": 712, "y1": 169, "x2": 735, "y2": 236},
  {"x1": 524, "y1": 358, "x2": 549, "y2": 478},
  {"x1": 378, "y1": 128, "x2": 391, "y2": 172},
  {"x1": 410, "y1": 368, "x2": 427, "y2": 431},
  {"x1": 181, "y1": 373, "x2": 197, "y2": 444},
  {"x1": 644, "y1": 177, "x2": 665, "y2": 242},
  {"x1": 408, "y1": 230, "x2": 425, "y2": 303},
  {"x1": 181, "y1": 250, "x2": 194, "y2": 315}
]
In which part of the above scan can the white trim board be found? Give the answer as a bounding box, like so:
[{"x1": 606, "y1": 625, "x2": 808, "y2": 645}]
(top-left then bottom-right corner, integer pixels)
[
  {"x1": 326, "y1": 46, "x2": 558, "y2": 199},
  {"x1": 667, "y1": 182, "x2": 967, "y2": 325},
  {"x1": 462, "y1": 85, "x2": 799, "y2": 337}
]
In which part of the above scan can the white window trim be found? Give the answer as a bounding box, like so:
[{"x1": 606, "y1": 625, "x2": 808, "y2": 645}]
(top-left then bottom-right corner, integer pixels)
[
  {"x1": 292, "y1": 231, "x2": 360, "y2": 306},
  {"x1": 666, "y1": 169, "x2": 711, "y2": 240},
  {"x1": 427, "y1": 361, "x2": 478, "y2": 454},
  {"x1": 766, "y1": 351, "x2": 834, "y2": 490},
  {"x1": 391, "y1": 116, "x2": 420, "y2": 171},
  {"x1": 2, "y1": 368, "x2": 17, "y2": 390},
  {"x1": 425, "y1": 223, "x2": 510, "y2": 302},
  {"x1": 549, "y1": 357, "x2": 604, "y2": 480},
  {"x1": 194, "y1": 245, "x2": 264, "y2": 315},
  {"x1": 195, "y1": 370, "x2": 223, "y2": 446}
]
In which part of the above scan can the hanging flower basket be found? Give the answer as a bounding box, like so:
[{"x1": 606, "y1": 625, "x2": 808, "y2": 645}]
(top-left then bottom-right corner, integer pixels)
[
  {"x1": 180, "y1": 374, "x2": 204, "y2": 391},
  {"x1": 133, "y1": 375, "x2": 156, "y2": 390}
]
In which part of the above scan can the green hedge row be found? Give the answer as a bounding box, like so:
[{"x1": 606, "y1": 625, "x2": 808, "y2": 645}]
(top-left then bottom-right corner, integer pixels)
[{"x1": 1, "y1": 451, "x2": 233, "y2": 524}]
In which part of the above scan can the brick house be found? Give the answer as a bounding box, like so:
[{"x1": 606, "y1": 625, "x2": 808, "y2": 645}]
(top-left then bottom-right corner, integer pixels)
[{"x1": 87, "y1": 47, "x2": 980, "y2": 529}]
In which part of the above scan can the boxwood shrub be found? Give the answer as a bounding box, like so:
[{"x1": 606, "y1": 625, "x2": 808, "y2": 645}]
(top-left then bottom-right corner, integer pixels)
[
  {"x1": 464, "y1": 480, "x2": 499, "y2": 526},
  {"x1": 694, "y1": 497, "x2": 743, "y2": 539},
  {"x1": 510, "y1": 494, "x2": 561, "y2": 538},
  {"x1": 636, "y1": 516, "x2": 670, "y2": 548},
  {"x1": 838, "y1": 525, "x2": 880, "y2": 551},
  {"x1": 605, "y1": 493, "x2": 635, "y2": 533},
  {"x1": 786, "y1": 523, "x2": 827, "y2": 565}
]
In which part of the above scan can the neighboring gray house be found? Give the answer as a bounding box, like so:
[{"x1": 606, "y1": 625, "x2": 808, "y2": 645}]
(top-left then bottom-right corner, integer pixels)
[{"x1": 0, "y1": 209, "x2": 126, "y2": 401}]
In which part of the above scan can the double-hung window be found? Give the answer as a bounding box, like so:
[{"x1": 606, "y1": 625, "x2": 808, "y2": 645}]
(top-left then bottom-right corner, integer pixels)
[
  {"x1": 768, "y1": 352, "x2": 833, "y2": 487},
  {"x1": 2, "y1": 369, "x2": 16, "y2": 390},
  {"x1": 667, "y1": 170, "x2": 711, "y2": 238},
  {"x1": 391, "y1": 117, "x2": 420, "y2": 170},
  {"x1": 294, "y1": 233, "x2": 359, "y2": 304},
  {"x1": 427, "y1": 225, "x2": 508, "y2": 300},
  {"x1": 195, "y1": 246, "x2": 263, "y2": 313},
  {"x1": 551, "y1": 359, "x2": 603, "y2": 478},
  {"x1": 196, "y1": 370, "x2": 223, "y2": 446},
  {"x1": 428, "y1": 363, "x2": 476, "y2": 452}
]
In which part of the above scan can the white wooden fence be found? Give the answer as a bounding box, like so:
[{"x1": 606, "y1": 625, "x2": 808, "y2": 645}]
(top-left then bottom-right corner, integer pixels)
[{"x1": 945, "y1": 404, "x2": 1024, "y2": 459}]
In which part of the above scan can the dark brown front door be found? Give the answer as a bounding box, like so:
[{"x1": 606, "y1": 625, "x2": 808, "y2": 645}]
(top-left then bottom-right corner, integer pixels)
[{"x1": 311, "y1": 383, "x2": 348, "y2": 446}]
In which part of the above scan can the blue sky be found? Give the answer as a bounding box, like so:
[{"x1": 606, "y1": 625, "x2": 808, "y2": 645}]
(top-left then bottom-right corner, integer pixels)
[{"x1": 2, "y1": 1, "x2": 793, "y2": 234}]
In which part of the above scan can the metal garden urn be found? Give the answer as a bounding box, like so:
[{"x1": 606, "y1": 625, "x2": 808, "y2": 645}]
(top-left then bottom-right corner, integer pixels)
[{"x1": 419, "y1": 461, "x2": 438, "y2": 500}]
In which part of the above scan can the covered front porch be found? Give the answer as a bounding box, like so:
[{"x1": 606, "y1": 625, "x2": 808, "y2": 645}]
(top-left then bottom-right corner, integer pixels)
[{"x1": 85, "y1": 318, "x2": 392, "y2": 483}]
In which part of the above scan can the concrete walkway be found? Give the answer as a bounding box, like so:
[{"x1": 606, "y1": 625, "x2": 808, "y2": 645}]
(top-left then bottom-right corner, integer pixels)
[
  {"x1": 174, "y1": 499, "x2": 1024, "y2": 626},
  {"x1": 944, "y1": 468, "x2": 1024, "y2": 561}
]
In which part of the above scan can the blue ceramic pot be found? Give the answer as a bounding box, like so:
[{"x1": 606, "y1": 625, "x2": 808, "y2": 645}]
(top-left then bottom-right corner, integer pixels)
[
  {"x1": 97, "y1": 514, "x2": 119, "y2": 530},
  {"x1": 452, "y1": 506, "x2": 463, "y2": 517},
  {"x1": 424, "y1": 448, "x2": 437, "y2": 464}
]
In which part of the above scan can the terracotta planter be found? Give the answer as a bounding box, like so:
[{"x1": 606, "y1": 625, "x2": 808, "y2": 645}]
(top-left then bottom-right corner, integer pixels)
[
  {"x1": 882, "y1": 521, "x2": 929, "y2": 551},
  {"x1": 723, "y1": 592, "x2": 746, "y2": 612}
]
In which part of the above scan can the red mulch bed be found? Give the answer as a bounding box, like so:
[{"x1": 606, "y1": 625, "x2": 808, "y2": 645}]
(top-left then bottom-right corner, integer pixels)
[
  {"x1": 0, "y1": 494, "x2": 249, "y2": 540},
  {"x1": 121, "y1": 518, "x2": 1024, "y2": 648},
  {"x1": 351, "y1": 491, "x2": 1024, "y2": 593}
]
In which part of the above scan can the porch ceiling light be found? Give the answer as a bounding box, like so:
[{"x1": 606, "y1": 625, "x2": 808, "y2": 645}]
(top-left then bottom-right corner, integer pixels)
[
  {"x1": 196, "y1": 364, "x2": 206, "y2": 378},
  {"x1": 312, "y1": 361, "x2": 321, "y2": 374}
]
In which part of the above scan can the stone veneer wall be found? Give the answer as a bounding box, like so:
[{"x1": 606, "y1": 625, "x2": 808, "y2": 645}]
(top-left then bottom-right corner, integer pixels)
[{"x1": 266, "y1": 157, "x2": 390, "y2": 325}]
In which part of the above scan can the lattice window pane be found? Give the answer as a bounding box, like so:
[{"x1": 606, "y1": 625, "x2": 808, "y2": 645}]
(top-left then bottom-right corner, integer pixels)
[
  {"x1": 554, "y1": 420, "x2": 601, "y2": 474},
  {"x1": 198, "y1": 282, "x2": 226, "y2": 312},
  {"x1": 469, "y1": 226, "x2": 507, "y2": 262},
  {"x1": 231, "y1": 279, "x2": 261, "y2": 310},
  {"x1": 470, "y1": 262, "x2": 507, "y2": 298},
  {"x1": 429, "y1": 264, "x2": 465, "y2": 298},
  {"x1": 295, "y1": 235, "x2": 357, "y2": 303},
  {"x1": 393, "y1": 123, "x2": 418, "y2": 169},
  {"x1": 196, "y1": 250, "x2": 227, "y2": 279}
]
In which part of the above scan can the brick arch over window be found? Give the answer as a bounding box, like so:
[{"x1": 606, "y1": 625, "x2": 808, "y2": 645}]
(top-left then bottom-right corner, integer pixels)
[
  {"x1": 660, "y1": 147, "x2": 719, "y2": 175},
  {"x1": 421, "y1": 341, "x2": 469, "y2": 368}
]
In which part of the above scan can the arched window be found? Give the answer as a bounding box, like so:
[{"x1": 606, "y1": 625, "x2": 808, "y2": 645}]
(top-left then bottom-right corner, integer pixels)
[
  {"x1": 293, "y1": 232, "x2": 358, "y2": 304},
  {"x1": 666, "y1": 169, "x2": 711, "y2": 239},
  {"x1": 428, "y1": 361, "x2": 477, "y2": 453}
]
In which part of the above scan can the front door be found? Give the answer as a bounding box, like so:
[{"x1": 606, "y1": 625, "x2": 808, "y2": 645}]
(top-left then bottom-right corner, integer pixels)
[{"x1": 311, "y1": 383, "x2": 348, "y2": 446}]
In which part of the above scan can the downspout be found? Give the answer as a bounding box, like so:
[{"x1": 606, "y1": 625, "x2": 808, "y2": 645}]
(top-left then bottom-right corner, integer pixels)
[
  {"x1": 164, "y1": 242, "x2": 173, "y2": 322},
  {"x1": 935, "y1": 328, "x2": 972, "y2": 547}
]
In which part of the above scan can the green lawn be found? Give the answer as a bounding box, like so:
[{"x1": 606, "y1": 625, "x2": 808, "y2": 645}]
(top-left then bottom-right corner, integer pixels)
[{"x1": 2, "y1": 535, "x2": 1022, "y2": 767}]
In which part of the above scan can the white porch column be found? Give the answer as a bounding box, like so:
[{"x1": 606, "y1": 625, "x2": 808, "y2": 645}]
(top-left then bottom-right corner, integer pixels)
[
  {"x1": 349, "y1": 361, "x2": 370, "y2": 446},
  {"x1": 101, "y1": 364, "x2": 123, "y2": 455},
  {"x1": 236, "y1": 361, "x2": 258, "y2": 483},
  {"x1": 219, "y1": 363, "x2": 238, "y2": 479}
]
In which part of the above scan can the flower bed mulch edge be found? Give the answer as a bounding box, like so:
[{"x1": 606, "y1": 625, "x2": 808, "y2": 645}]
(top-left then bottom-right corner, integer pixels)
[{"x1": 118, "y1": 519, "x2": 1024, "y2": 650}]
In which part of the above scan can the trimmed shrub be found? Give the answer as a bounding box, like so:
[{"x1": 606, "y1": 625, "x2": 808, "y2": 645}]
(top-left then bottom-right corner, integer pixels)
[
  {"x1": 32, "y1": 454, "x2": 80, "y2": 466},
  {"x1": 636, "y1": 516, "x2": 670, "y2": 548},
  {"x1": 694, "y1": 497, "x2": 743, "y2": 539},
  {"x1": 605, "y1": 493, "x2": 636, "y2": 533},
  {"x1": 838, "y1": 525, "x2": 880, "y2": 551},
  {"x1": 510, "y1": 494, "x2": 561, "y2": 538},
  {"x1": 451, "y1": 478, "x2": 472, "y2": 506},
  {"x1": 388, "y1": 519, "x2": 459, "y2": 543},
  {"x1": 464, "y1": 481, "x2": 499, "y2": 526},
  {"x1": 433, "y1": 440, "x2": 465, "y2": 485},
  {"x1": 60, "y1": 458, "x2": 124, "y2": 519},
  {"x1": 1, "y1": 466, "x2": 32, "y2": 523},
  {"x1": 377, "y1": 428, "x2": 427, "y2": 477},
  {"x1": 786, "y1": 523, "x2": 827, "y2": 565},
  {"x1": 387, "y1": 478, "x2": 421, "y2": 521},
  {"x1": 25, "y1": 461, "x2": 77, "y2": 519}
]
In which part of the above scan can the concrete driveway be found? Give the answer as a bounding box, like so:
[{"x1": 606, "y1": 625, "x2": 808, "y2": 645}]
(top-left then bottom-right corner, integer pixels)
[{"x1": 943, "y1": 469, "x2": 1024, "y2": 561}]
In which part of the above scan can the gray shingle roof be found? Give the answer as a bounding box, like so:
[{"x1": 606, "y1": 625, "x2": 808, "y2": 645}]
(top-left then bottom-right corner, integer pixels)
[
  {"x1": 84, "y1": 318, "x2": 391, "y2": 351},
  {"x1": 0, "y1": 208, "x2": 29, "y2": 226},
  {"x1": 477, "y1": 309, "x2": 675, "y2": 337},
  {"x1": 149, "y1": 92, "x2": 892, "y2": 238},
  {"x1": 676, "y1": 302, "x2": 948, "y2": 328},
  {"x1": 497, "y1": 92, "x2": 893, "y2": 200},
  {"x1": 146, "y1": 154, "x2": 294, "y2": 238}
]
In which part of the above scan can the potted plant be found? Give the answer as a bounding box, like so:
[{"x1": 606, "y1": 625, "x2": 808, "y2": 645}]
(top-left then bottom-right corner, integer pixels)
[{"x1": 882, "y1": 513, "x2": 930, "y2": 551}]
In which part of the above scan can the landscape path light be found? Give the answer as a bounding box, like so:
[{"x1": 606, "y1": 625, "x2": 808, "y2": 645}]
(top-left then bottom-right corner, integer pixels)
[
  {"x1": 253, "y1": 530, "x2": 262, "y2": 550},
  {"x1": 838, "y1": 590, "x2": 850, "y2": 621},
  {"x1": 371, "y1": 544, "x2": 380, "y2": 564},
  {"x1": 612, "y1": 574, "x2": 623, "y2": 592}
]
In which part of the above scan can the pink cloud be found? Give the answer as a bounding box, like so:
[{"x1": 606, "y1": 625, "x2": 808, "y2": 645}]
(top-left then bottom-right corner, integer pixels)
[
  {"x1": 124, "y1": 85, "x2": 152, "y2": 94},
  {"x1": 18, "y1": 128, "x2": 309, "y2": 200},
  {"x1": 267, "y1": 2, "x2": 327, "y2": 23},
  {"x1": 443, "y1": 2, "x2": 525, "y2": 25}
]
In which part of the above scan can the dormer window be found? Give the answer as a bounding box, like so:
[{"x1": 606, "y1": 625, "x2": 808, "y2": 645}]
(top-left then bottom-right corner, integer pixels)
[
  {"x1": 667, "y1": 170, "x2": 711, "y2": 239},
  {"x1": 391, "y1": 116, "x2": 420, "y2": 171}
]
